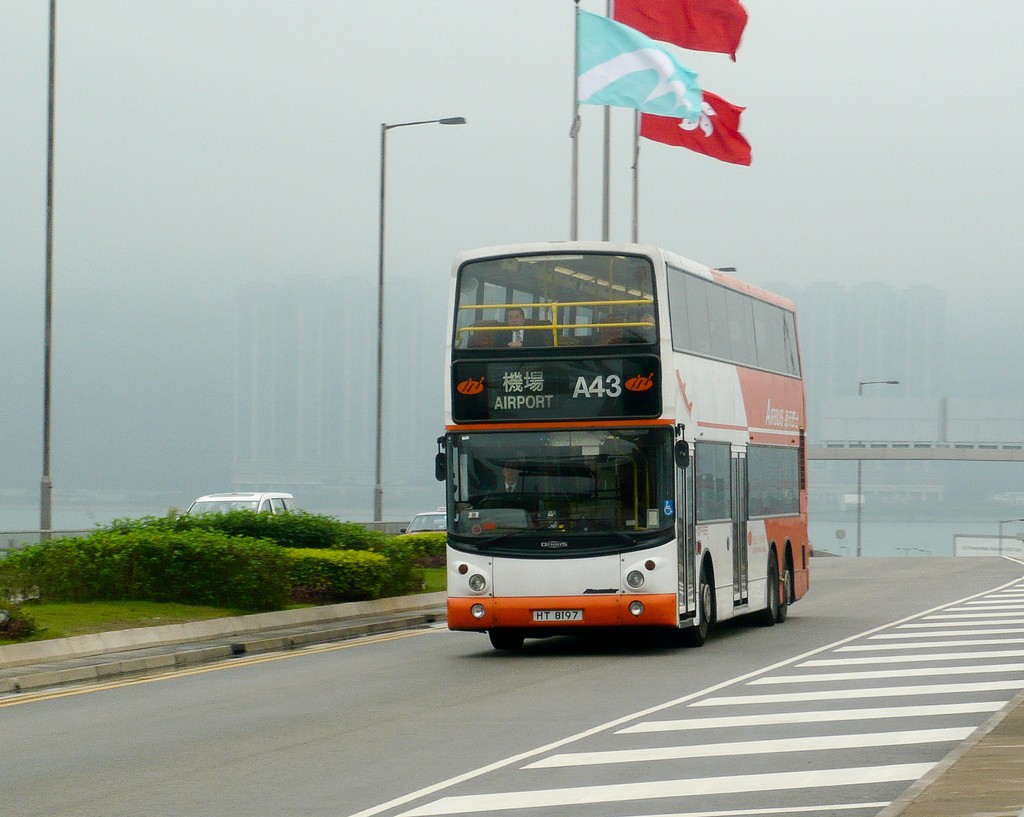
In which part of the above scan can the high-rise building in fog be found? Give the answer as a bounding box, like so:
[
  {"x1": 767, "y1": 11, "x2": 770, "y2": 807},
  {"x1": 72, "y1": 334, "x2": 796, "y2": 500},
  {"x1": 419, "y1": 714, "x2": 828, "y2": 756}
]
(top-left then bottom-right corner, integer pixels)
[
  {"x1": 230, "y1": 275, "x2": 446, "y2": 516},
  {"x1": 780, "y1": 281, "x2": 946, "y2": 402}
]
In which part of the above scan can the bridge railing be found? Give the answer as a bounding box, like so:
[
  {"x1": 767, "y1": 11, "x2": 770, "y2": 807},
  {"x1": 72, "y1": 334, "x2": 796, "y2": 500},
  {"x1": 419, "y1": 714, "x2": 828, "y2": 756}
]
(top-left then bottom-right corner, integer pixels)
[{"x1": 809, "y1": 440, "x2": 1024, "y2": 461}]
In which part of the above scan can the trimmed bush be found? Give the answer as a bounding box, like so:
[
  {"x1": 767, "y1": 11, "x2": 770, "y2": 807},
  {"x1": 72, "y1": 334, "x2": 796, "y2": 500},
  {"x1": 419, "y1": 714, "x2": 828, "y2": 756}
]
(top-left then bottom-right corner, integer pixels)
[
  {"x1": 284, "y1": 548, "x2": 388, "y2": 603},
  {"x1": 367, "y1": 537, "x2": 423, "y2": 598},
  {"x1": 1, "y1": 530, "x2": 290, "y2": 611},
  {"x1": 397, "y1": 532, "x2": 447, "y2": 567},
  {"x1": 109, "y1": 511, "x2": 387, "y2": 550}
]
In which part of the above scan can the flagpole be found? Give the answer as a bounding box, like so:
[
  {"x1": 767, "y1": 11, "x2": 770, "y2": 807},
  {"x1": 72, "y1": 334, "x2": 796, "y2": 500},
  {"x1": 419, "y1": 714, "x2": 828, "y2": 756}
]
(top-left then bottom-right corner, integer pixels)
[
  {"x1": 631, "y1": 110, "x2": 639, "y2": 242},
  {"x1": 601, "y1": 0, "x2": 612, "y2": 241},
  {"x1": 570, "y1": 1, "x2": 580, "y2": 241}
]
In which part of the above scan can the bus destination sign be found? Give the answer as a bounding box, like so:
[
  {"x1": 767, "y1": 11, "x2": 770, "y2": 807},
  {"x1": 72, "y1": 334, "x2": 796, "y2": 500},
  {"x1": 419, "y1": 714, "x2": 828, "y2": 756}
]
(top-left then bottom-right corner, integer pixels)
[{"x1": 452, "y1": 356, "x2": 662, "y2": 422}]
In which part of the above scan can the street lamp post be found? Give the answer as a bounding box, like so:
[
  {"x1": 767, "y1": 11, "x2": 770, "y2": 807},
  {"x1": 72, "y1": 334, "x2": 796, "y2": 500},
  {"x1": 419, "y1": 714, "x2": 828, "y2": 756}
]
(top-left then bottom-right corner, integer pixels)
[
  {"x1": 375, "y1": 116, "x2": 465, "y2": 524},
  {"x1": 40, "y1": 0, "x2": 57, "y2": 539},
  {"x1": 856, "y1": 379, "x2": 899, "y2": 556},
  {"x1": 998, "y1": 517, "x2": 1024, "y2": 557}
]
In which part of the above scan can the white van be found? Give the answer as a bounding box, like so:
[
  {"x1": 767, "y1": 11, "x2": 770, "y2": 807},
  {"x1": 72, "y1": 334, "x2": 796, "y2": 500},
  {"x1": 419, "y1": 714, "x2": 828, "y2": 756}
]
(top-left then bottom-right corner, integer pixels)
[{"x1": 186, "y1": 492, "x2": 295, "y2": 516}]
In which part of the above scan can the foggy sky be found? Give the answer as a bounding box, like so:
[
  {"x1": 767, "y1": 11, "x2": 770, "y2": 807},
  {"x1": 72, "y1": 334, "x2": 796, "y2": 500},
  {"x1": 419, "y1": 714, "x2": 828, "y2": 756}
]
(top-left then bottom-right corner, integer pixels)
[{"x1": 3, "y1": 1, "x2": 1023, "y2": 521}]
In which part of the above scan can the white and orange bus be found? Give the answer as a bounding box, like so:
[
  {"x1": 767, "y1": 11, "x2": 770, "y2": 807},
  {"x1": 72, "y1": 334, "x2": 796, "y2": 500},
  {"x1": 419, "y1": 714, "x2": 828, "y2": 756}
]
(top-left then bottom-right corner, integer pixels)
[{"x1": 437, "y1": 242, "x2": 809, "y2": 650}]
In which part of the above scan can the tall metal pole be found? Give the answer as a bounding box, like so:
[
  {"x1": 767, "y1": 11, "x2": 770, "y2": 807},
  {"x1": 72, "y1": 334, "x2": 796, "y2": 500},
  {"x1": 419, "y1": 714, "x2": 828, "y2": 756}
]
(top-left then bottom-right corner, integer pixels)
[
  {"x1": 631, "y1": 111, "x2": 640, "y2": 243},
  {"x1": 855, "y1": 379, "x2": 899, "y2": 556},
  {"x1": 570, "y1": 1, "x2": 580, "y2": 240},
  {"x1": 41, "y1": 0, "x2": 57, "y2": 538},
  {"x1": 601, "y1": 0, "x2": 611, "y2": 240},
  {"x1": 374, "y1": 123, "x2": 388, "y2": 525},
  {"x1": 374, "y1": 117, "x2": 465, "y2": 524}
]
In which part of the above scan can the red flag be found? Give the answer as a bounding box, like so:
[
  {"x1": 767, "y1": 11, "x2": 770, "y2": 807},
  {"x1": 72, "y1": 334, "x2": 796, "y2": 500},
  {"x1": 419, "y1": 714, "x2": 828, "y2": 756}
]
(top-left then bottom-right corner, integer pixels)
[
  {"x1": 613, "y1": 0, "x2": 748, "y2": 60},
  {"x1": 640, "y1": 92, "x2": 752, "y2": 166}
]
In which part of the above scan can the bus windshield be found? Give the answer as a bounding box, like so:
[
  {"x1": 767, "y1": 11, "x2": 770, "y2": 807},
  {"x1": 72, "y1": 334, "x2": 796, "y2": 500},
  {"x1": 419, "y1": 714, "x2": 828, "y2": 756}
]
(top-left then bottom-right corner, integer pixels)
[
  {"x1": 447, "y1": 427, "x2": 674, "y2": 555},
  {"x1": 454, "y1": 252, "x2": 656, "y2": 350}
]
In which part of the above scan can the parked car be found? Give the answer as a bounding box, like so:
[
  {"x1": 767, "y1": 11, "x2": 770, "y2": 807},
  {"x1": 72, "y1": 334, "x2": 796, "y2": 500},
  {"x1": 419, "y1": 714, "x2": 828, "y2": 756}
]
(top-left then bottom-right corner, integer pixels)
[
  {"x1": 401, "y1": 510, "x2": 446, "y2": 534},
  {"x1": 186, "y1": 492, "x2": 295, "y2": 516}
]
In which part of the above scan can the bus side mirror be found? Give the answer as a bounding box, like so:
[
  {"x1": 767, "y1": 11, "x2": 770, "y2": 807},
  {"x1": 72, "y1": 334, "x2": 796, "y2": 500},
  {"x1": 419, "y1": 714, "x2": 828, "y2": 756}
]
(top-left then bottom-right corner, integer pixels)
[
  {"x1": 674, "y1": 440, "x2": 690, "y2": 469},
  {"x1": 434, "y1": 452, "x2": 447, "y2": 482}
]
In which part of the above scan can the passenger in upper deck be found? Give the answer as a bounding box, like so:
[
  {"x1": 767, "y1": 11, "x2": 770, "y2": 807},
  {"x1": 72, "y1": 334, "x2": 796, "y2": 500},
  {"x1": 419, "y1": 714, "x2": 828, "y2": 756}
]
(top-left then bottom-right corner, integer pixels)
[
  {"x1": 500, "y1": 306, "x2": 551, "y2": 348},
  {"x1": 602, "y1": 307, "x2": 656, "y2": 344}
]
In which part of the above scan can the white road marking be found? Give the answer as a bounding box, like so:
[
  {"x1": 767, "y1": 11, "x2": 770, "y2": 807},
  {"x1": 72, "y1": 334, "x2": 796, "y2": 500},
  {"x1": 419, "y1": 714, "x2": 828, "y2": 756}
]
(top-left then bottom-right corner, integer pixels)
[
  {"x1": 751, "y1": 662, "x2": 1024, "y2": 684},
  {"x1": 925, "y1": 614, "x2": 1024, "y2": 622},
  {"x1": 588, "y1": 805, "x2": 890, "y2": 817},
  {"x1": 396, "y1": 764, "x2": 935, "y2": 816},
  {"x1": 618, "y1": 701, "x2": 1004, "y2": 733},
  {"x1": 524, "y1": 728, "x2": 973, "y2": 768},
  {"x1": 840, "y1": 637, "x2": 1024, "y2": 651},
  {"x1": 897, "y1": 618, "x2": 1024, "y2": 628},
  {"x1": 870, "y1": 626, "x2": 1024, "y2": 639},
  {"x1": 344, "y1": 575, "x2": 1024, "y2": 817},
  {"x1": 801, "y1": 648, "x2": 1024, "y2": 666},
  {"x1": 692, "y1": 679, "x2": 1024, "y2": 706}
]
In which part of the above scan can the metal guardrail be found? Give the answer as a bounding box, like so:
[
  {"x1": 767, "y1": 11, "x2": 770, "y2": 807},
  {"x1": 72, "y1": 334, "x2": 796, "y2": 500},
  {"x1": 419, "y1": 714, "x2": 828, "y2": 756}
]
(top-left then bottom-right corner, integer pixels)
[{"x1": 809, "y1": 441, "x2": 1024, "y2": 461}]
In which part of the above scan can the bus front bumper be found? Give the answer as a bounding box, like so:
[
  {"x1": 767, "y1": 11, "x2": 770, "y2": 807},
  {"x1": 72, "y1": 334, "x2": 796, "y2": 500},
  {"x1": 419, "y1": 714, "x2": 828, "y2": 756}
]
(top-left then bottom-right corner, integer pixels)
[{"x1": 447, "y1": 594, "x2": 679, "y2": 631}]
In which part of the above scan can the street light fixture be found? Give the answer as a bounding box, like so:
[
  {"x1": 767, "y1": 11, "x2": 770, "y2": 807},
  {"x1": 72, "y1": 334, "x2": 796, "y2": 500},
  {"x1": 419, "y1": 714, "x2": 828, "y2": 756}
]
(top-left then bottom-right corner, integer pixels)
[
  {"x1": 856, "y1": 379, "x2": 900, "y2": 556},
  {"x1": 374, "y1": 116, "x2": 466, "y2": 524}
]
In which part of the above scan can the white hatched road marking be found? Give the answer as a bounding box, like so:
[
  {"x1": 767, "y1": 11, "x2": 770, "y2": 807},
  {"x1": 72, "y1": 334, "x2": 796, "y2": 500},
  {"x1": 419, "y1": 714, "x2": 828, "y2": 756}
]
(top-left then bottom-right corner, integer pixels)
[
  {"x1": 925, "y1": 614, "x2": 1024, "y2": 622},
  {"x1": 618, "y1": 701, "x2": 1004, "y2": 734},
  {"x1": 524, "y1": 728, "x2": 974, "y2": 768},
  {"x1": 802, "y1": 648, "x2": 1024, "y2": 665},
  {"x1": 751, "y1": 662, "x2": 1024, "y2": 684},
  {"x1": 345, "y1": 572, "x2": 1024, "y2": 817},
  {"x1": 588, "y1": 805, "x2": 890, "y2": 817},
  {"x1": 897, "y1": 618, "x2": 1024, "y2": 628},
  {"x1": 396, "y1": 765, "x2": 935, "y2": 816},
  {"x1": 840, "y1": 637, "x2": 1024, "y2": 650},
  {"x1": 870, "y1": 626, "x2": 1024, "y2": 638},
  {"x1": 693, "y1": 679, "x2": 1024, "y2": 706}
]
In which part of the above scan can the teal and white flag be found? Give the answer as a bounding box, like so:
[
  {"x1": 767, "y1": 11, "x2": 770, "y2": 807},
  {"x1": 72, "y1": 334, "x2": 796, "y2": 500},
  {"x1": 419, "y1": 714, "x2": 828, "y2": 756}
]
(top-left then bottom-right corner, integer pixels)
[{"x1": 577, "y1": 9, "x2": 702, "y2": 123}]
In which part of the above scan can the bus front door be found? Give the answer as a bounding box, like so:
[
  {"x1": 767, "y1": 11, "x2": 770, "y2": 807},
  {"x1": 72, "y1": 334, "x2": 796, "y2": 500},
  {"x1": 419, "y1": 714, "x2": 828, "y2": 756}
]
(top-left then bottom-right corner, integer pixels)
[
  {"x1": 678, "y1": 454, "x2": 696, "y2": 616},
  {"x1": 732, "y1": 451, "x2": 748, "y2": 605}
]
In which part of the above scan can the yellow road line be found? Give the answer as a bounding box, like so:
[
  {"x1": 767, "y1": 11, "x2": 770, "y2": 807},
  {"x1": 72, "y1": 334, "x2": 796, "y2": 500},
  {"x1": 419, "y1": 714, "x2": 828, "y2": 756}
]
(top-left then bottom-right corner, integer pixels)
[{"x1": 0, "y1": 627, "x2": 439, "y2": 708}]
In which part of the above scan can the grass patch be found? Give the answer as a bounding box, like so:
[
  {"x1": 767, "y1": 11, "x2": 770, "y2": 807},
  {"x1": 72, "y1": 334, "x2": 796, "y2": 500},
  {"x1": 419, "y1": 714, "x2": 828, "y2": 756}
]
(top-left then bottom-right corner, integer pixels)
[
  {"x1": 1, "y1": 600, "x2": 246, "y2": 644},
  {"x1": 421, "y1": 567, "x2": 446, "y2": 593},
  {"x1": 1, "y1": 575, "x2": 448, "y2": 646}
]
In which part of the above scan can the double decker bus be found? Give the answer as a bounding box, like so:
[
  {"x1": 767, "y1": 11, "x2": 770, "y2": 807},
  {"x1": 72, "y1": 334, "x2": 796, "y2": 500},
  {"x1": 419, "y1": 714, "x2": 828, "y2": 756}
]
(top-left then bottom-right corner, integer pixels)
[{"x1": 437, "y1": 242, "x2": 809, "y2": 650}]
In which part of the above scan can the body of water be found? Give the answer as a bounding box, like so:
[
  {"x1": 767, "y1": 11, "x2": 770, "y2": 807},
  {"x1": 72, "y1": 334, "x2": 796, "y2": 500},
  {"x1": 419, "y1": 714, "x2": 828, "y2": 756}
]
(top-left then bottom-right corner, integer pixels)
[{"x1": 810, "y1": 516, "x2": 1003, "y2": 557}]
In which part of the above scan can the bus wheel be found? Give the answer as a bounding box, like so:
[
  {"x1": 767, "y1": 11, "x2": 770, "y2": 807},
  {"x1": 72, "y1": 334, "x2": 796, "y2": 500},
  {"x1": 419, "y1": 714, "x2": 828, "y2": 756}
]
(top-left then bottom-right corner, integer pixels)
[
  {"x1": 777, "y1": 556, "x2": 792, "y2": 624},
  {"x1": 488, "y1": 630, "x2": 525, "y2": 651},
  {"x1": 682, "y1": 562, "x2": 714, "y2": 647},
  {"x1": 759, "y1": 551, "x2": 780, "y2": 627}
]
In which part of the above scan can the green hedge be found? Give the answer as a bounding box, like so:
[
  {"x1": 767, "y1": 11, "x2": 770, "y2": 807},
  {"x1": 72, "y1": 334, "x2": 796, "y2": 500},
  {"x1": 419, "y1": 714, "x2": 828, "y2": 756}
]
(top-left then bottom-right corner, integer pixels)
[
  {"x1": 285, "y1": 548, "x2": 388, "y2": 603},
  {"x1": 109, "y1": 511, "x2": 388, "y2": 550},
  {"x1": 393, "y1": 532, "x2": 446, "y2": 566},
  {"x1": 0, "y1": 530, "x2": 291, "y2": 610},
  {"x1": 0, "y1": 514, "x2": 443, "y2": 613}
]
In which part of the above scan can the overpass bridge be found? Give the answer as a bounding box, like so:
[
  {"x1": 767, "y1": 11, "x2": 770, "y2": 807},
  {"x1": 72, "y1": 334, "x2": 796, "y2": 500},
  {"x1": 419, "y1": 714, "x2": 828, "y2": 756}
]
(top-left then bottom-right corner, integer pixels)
[{"x1": 808, "y1": 440, "x2": 1024, "y2": 461}]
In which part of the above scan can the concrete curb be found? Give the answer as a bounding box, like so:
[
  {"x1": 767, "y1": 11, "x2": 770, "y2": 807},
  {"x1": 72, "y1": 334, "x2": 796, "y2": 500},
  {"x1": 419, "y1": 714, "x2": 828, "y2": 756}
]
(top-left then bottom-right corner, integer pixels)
[
  {"x1": 0, "y1": 591, "x2": 447, "y2": 670},
  {"x1": 876, "y1": 686, "x2": 1024, "y2": 817}
]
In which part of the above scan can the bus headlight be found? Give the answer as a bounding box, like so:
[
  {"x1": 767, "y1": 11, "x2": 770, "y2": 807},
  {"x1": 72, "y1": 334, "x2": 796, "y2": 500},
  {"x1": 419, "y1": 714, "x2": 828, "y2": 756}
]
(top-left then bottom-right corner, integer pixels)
[
  {"x1": 628, "y1": 600, "x2": 645, "y2": 617},
  {"x1": 626, "y1": 570, "x2": 645, "y2": 589},
  {"x1": 470, "y1": 603, "x2": 486, "y2": 619},
  {"x1": 468, "y1": 573, "x2": 487, "y2": 592}
]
